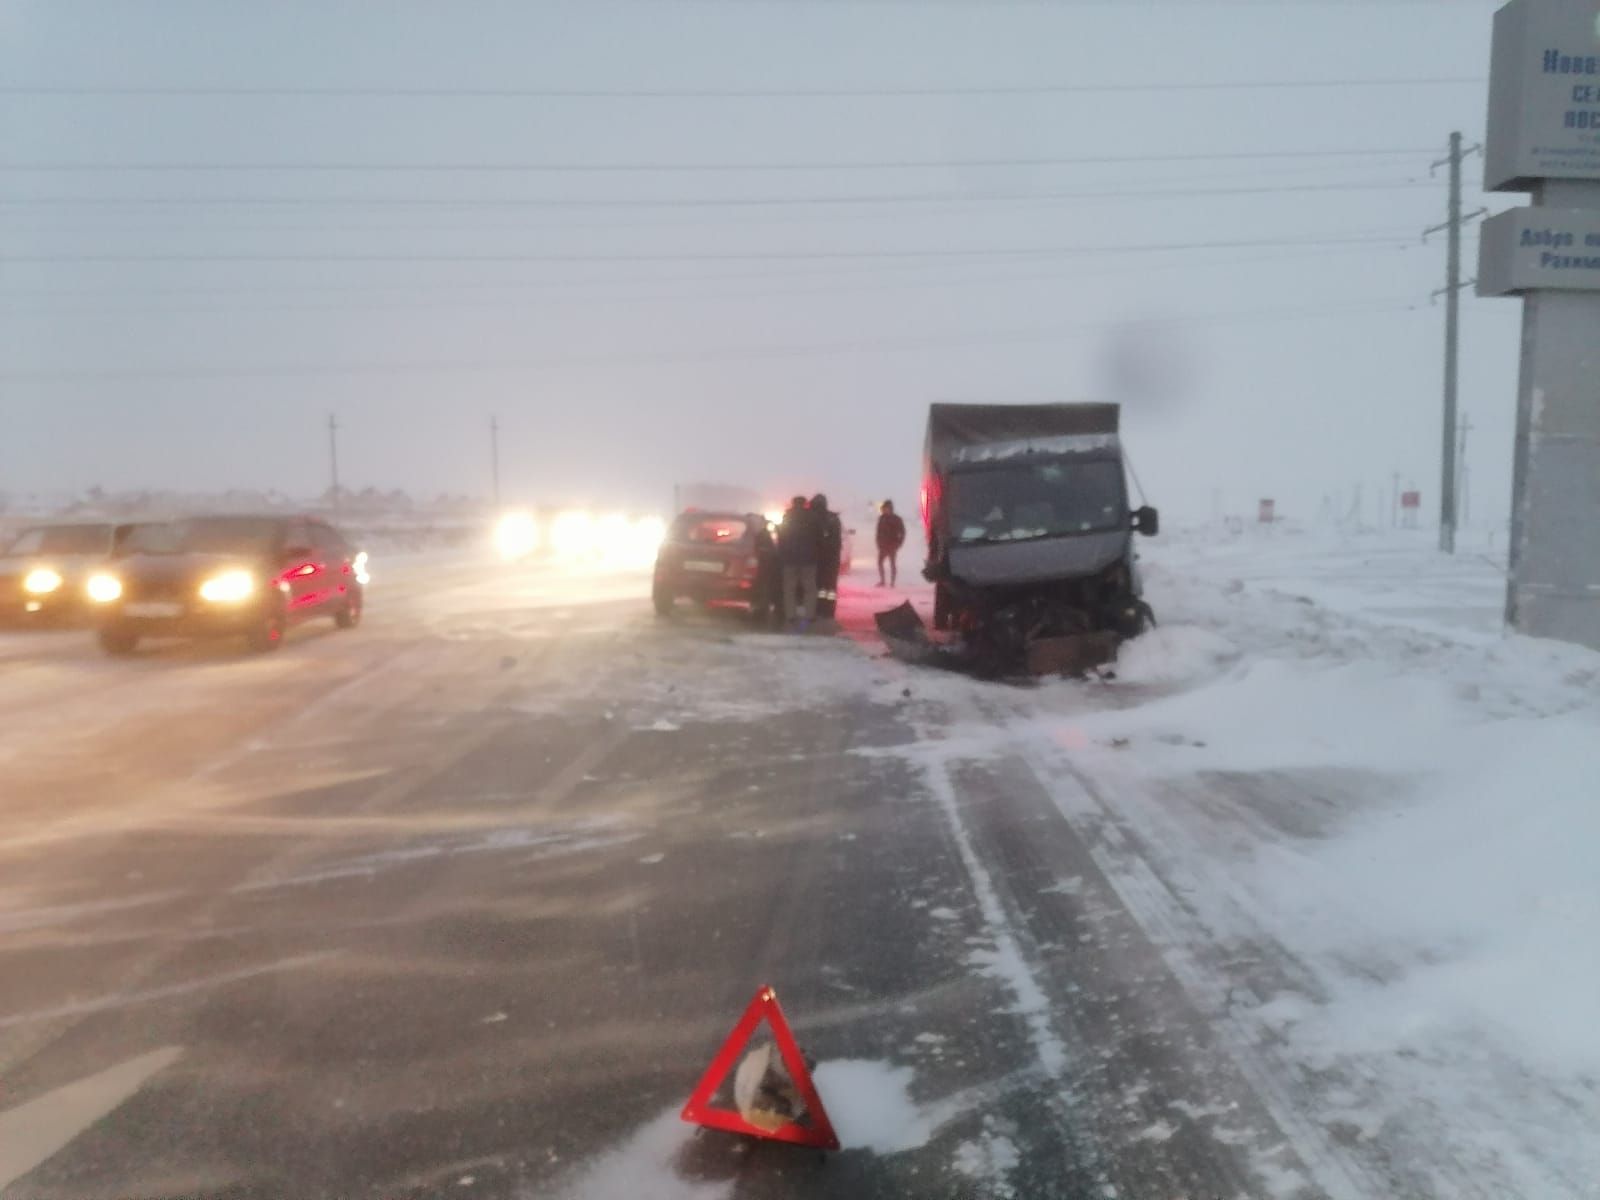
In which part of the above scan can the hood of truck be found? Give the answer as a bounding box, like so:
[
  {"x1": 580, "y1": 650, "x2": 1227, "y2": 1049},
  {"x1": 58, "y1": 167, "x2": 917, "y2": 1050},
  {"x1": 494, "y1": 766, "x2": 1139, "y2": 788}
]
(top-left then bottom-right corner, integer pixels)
[{"x1": 948, "y1": 529, "x2": 1129, "y2": 586}]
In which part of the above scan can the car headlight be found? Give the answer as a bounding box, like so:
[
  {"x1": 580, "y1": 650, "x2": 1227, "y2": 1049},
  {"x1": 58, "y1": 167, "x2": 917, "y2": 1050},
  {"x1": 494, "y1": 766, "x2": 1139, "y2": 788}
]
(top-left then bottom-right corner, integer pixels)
[
  {"x1": 352, "y1": 551, "x2": 370, "y2": 586},
  {"x1": 198, "y1": 570, "x2": 255, "y2": 604},
  {"x1": 495, "y1": 512, "x2": 539, "y2": 561},
  {"x1": 86, "y1": 573, "x2": 123, "y2": 603},
  {"x1": 23, "y1": 568, "x2": 63, "y2": 595}
]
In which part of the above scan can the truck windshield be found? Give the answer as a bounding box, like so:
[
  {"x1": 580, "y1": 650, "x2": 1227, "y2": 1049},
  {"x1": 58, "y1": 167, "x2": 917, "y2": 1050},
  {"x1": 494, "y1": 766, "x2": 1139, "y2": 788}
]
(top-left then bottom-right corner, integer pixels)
[{"x1": 949, "y1": 459, "x2": 1126, "y2": 543}]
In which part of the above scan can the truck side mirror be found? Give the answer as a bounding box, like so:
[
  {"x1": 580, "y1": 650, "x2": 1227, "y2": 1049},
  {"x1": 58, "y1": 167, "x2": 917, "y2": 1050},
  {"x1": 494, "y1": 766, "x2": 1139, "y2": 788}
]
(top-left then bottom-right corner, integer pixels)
[{"x1": 1133, "y1": 506, "x2": 1160, "y2": 537}]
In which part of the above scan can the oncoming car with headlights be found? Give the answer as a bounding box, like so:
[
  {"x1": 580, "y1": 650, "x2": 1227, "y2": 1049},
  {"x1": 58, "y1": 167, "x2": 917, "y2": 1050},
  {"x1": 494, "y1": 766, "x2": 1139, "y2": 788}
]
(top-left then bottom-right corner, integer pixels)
[
  {"x1": 0, "y1": 521, "x2": 129, "y2": 624},
  {"x1": 88, "y1": 515, "x2": 368, "y2": 656}
]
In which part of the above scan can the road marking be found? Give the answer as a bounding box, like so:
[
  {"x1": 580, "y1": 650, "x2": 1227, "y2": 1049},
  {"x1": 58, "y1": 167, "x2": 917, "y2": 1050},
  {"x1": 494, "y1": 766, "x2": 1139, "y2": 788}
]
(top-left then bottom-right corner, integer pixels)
[
  {"x1": 911, "y1": 724, "x2": 1068, "y2": 1077},
  {"x1": 0, "y1": 1045, "x2": 182, "y2": 1190}
]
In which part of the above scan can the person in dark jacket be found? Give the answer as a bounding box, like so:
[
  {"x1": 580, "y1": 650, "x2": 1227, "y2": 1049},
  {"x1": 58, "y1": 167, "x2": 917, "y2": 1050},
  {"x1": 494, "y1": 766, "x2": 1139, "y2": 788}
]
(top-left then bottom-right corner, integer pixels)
[
  {"x1": 876, "y1": 500, "x2": 907, "y2": 587},
  {"x1": 776, "y1": 495, "x2": 820, "y2": 625},
  {"x1": 750, "y1": 514, "x2": 779, "y2": 626},
  {"x1": 811, "y1": 493, "x2": 843, "y2": 620}
]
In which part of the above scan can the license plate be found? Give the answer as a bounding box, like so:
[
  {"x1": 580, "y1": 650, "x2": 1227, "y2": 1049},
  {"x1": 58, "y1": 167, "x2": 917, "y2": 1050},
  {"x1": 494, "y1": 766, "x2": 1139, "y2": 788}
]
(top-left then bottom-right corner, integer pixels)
[
  {"x1": 683, "y1": 560, "x2": 724, "y2": 574},
  {"x1": 126, "y1": 601, "x2": 183, "y2": 618}
]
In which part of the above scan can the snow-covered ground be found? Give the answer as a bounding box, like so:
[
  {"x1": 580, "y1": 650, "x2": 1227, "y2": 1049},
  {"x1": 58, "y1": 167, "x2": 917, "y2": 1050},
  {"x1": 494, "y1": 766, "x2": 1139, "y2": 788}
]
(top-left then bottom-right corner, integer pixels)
[
  {"x1": 857, "y1": 522, "x2": 1600, "y2": 1196},
  {"x1": 6, "y1": 524, "x2": 1596, "y2": 1198},
  {"x1": 543, "y1": 523, "x2": 1600, "y2": 1198}
]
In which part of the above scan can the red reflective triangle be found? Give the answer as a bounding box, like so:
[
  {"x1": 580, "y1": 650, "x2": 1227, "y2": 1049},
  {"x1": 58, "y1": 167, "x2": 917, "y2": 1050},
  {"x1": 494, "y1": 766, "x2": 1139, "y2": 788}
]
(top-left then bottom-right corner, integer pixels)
[{"x1": 680, "y1": 984, "x2": 840, "y2": 1151}]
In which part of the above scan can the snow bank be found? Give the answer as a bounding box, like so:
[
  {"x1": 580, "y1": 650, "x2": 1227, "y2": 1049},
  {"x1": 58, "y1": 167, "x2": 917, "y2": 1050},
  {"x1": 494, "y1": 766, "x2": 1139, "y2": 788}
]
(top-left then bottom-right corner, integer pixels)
[
  {"x1": 1067, "y1": 655, "x2": 1474, "y2": 775},
  {"x1": 552, "y1": 1107, "x2": 727, "y2": 1200},
  {"x1": 812, "y1": 1059, "x2": 932, "y2": 1154},
  {"x1": 1255, "y1": 709, "x2": 1600, "y2": 1079},
  {"x1": 1109, "y1": 623, "x2": 1238, "y2": 686}
]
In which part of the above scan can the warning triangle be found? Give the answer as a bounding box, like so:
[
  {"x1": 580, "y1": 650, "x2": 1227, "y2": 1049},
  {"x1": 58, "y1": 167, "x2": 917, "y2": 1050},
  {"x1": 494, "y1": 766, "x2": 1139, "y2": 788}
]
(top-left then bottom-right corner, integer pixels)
[{"x1": 680, "y1": 984, "x2": 840, "y2": 1151}]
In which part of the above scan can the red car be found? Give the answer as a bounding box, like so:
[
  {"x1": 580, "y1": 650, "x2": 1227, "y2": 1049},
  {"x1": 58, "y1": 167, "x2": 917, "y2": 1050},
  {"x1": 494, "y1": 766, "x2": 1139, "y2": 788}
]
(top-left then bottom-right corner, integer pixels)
[
  {"x1": 88, "y1": 514, "x2": 368, "y2": 655},
  {"x1": 652, "y1": 511, "x2": 772, "y2": 622}
]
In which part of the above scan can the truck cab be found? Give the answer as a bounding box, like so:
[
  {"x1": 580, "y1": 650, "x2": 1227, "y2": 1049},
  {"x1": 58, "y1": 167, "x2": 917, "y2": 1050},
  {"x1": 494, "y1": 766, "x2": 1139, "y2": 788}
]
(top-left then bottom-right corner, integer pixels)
[{"x1": 923, "y1": 402, "x2": 1157, "y2": 669}]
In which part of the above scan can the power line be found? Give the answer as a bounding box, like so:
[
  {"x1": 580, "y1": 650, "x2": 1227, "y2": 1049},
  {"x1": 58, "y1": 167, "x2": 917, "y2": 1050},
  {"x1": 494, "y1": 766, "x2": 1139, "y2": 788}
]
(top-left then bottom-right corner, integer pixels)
[
  {"x1": 0, "y1": 148, "x2": 1438, "y2": 173},
  {"x1": 0, "y1": 158, "x2": 1448, "y2": 207},
  {"x1": 0, "y1": 298, "x2": 1423, "y2": 383},
  {"x1": 2, "y1": 242, "x2": 1414, "y2": 314},
  {"x1": 0, "y1": 179, "x2": 1440, "y2": 231},
  {"x1": 0, "y1": 78, "x2": 1484, "y2": 99},
  {"x1": 0, "y1": 232, "x2": 1419, "y2": 265}
]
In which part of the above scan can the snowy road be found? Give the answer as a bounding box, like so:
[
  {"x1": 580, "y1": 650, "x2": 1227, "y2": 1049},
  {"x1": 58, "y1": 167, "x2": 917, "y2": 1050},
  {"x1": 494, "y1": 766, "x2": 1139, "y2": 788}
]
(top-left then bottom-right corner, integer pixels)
[{"x1": 2, "y1": 531, "x2": 1597, "y2": 1199}]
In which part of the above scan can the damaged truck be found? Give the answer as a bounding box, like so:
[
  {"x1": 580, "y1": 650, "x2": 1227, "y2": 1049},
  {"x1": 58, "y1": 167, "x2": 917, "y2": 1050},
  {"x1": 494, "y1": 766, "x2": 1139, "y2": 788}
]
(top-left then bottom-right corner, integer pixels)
[{"x1": 883, "y1": 402, "x2": 1159, "y2": 676}]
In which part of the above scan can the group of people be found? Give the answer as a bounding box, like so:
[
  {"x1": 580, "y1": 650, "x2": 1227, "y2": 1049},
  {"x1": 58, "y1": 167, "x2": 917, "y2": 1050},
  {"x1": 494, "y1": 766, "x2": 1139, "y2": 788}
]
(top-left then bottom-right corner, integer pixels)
[{"x1": 762, "y1": 495, "x2": 908, "y2": 629}]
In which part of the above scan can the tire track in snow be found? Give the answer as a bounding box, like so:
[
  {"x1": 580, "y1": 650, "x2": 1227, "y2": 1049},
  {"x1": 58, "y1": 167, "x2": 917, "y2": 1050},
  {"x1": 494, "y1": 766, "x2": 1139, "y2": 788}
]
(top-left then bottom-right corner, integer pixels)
[{"x1": 909, "y1": 718, "x2": 1069, "y2": 1080}]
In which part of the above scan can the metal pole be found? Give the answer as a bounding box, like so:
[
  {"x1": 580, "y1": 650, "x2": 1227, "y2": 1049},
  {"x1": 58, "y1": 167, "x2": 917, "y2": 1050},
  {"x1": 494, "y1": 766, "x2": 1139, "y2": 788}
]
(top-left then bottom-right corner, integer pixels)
[
  {"x1": 327, "y1": 413, "x2": 341, "y2": 515},
  {"x1": 490, "y1": 415, "x2": 501, "y2": 510},
  {"x1": 1439, "y1": 131, "x2": 1462, "y2": 554}
]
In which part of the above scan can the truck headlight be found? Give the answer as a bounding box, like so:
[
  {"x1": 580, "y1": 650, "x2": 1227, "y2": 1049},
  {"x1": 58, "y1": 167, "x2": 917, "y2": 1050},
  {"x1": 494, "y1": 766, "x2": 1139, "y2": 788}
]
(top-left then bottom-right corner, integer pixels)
[
  {"x1": 199, "y1": 570, "x2": 255, "y2": 604},
  {"x1": 86, "y1": 573, "x2": 123, "y2": 603},
  {"x1": 23, "y1": 568, "x2": 63, "y2": 595}
]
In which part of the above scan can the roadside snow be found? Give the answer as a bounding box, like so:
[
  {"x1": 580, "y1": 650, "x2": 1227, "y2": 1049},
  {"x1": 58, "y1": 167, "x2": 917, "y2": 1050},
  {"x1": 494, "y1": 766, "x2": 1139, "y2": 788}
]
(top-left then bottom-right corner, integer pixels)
[
  {"x1": 812, "y1": 1059, "x2": 932, "y2": 1154},
  {"x1": 1111, "y1": 623, "x2": 1240, "y2": 686},
  {"x1": 1071, "y1": 525, "x2": 1600, "y2": 1196},
  {"x1": 839, "y1": 522, "x2": 1600, "y2": 1197},
  {"x1": 551, "y1": 1107, "x2": 727, "y2": 1200}
]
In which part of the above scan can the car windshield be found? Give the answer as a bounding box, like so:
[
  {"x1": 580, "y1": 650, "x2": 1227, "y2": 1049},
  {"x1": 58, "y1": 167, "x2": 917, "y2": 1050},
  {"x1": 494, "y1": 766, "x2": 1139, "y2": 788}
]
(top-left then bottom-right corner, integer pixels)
[
  {"x1": 948, "y1": 459, "x2": 1126, "y2": 543},
  {"x1": 4, "y1": 525, "x2": 112, "y2": 556},
  {"x1": 160, "y1": 517, "x2": 282, "y2": 555}
]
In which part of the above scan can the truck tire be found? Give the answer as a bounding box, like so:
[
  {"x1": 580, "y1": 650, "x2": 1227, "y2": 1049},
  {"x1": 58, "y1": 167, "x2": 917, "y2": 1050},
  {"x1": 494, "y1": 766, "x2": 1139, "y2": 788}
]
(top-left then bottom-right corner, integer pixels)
[
  {"x1": 652, "y1": 585, "x2": 674, "y2": 618},
  {"x1": 932, "y1": 583, "x2": 953, "y2": 632}
]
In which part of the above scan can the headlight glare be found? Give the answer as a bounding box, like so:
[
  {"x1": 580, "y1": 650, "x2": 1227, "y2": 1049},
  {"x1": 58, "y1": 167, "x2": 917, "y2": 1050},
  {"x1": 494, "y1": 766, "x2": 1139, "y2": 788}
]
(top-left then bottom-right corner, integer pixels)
[
  {"x1": 23, "y1": 568, "x2": 63, "y2": 595},
  {"x1": 199, "y1": 570, "x2": 255, "y2": 604},
  {"x1": 86, "y1": 573, "x2": 122, "y2": 603}
]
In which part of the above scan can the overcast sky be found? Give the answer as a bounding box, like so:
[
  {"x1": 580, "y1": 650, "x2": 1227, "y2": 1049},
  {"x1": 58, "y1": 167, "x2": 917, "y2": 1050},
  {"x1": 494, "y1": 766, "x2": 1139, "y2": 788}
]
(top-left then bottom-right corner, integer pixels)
[{"x1": 2, "y1": 0, "x2": 1520, "y2": 525}]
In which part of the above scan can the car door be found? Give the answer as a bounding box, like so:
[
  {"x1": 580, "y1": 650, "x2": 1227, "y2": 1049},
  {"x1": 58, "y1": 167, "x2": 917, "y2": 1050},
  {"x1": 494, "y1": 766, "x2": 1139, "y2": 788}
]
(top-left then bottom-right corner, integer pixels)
[
  {"x1": 312, "y1": 521, "x2": 355, "y2": 610},
  {"x1": 278, "y1": 519, "x2": 327, "y2": 618}
]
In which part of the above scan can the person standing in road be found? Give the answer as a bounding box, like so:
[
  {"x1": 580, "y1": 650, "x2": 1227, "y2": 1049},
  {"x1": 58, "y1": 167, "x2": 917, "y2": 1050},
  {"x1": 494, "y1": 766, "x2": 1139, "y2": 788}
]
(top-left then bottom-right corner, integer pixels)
[
  {"x1": 751, "y1": 513, "x2": 780, "y2": 628},
  {"x1": 777, "y1": 495, "x2": 820, "y2": 627},
  {"x1": 876, "y1": 500, "x2": 907, "y2": 587},
  {"x1": 811, "y1": 493, "x2": 843, "y2": 620}
]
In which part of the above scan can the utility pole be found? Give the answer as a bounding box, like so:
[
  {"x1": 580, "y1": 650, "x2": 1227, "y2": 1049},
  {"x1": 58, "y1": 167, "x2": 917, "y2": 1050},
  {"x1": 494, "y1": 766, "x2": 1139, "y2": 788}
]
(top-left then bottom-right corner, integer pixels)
[
  {"x1": 1424, "y1": 131, "x2": 1485, "y2": 555},
  {"x1": 1391, "y1": 470, "x2": 1400, "y2": 528},
  {"x1": 489, "y1": 415, "x2": 501, "y2": 510},
  {"x1": 327, "y1": 413, "x2": 341, "y2": 516},
  {"x1": 1456, "y1": 414, "x2": 1473, "y2": 530}
]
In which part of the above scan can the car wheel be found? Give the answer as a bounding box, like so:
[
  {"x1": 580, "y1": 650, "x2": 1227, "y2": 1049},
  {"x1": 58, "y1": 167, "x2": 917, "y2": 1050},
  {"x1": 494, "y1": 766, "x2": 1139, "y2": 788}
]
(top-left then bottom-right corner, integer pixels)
[
  {"x1": 652, "y1": 586, "x2": 674, "y2": 617},
  {"x1": 246, "y1": 612, "x2": 285, "y2": 653},
  {"x1": 98, "y1": 627, "x2": 139, "y2": 656},
  {"x1": 335, "y1": 590, "x2": 362, "y2": 629},
  {"x1": 933, "y1": 583, "x2": 953, "y2": 632}
]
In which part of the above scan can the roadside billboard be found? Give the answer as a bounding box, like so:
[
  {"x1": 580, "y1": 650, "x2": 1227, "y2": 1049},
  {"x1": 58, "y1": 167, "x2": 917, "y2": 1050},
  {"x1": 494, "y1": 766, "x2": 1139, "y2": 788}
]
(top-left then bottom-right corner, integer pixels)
[{"x1": 1485, "y1": 0, "x2": 1600, "y2": 191}]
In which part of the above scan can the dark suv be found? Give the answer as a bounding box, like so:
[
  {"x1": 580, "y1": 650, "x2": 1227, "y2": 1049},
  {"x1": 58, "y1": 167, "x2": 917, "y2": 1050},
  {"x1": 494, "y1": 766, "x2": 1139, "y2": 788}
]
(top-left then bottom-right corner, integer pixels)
[
  {"x1": 652, "y1": 511, "x2": 772, "y2": 621},
  {"x1": 88, "y1": 515, "x2": 367, "y2": 655}
]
